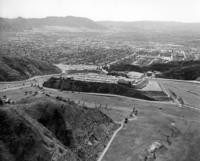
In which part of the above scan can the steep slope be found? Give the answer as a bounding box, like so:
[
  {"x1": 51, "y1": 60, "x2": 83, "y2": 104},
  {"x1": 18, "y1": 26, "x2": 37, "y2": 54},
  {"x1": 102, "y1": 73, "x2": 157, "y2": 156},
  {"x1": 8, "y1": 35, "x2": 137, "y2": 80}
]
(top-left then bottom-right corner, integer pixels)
[
  {"x1": 0, "y1": 55, "x2": 61, "y2": 81},
  {"x1": 0, "y1": 108, "x2": 51, "y2": 161},
  {"x1": 0, "y1": 97, "x2": 118, "y2": 161},
  {"x1": 0, "y1": 107, "x2": 79, "y2": 161}
]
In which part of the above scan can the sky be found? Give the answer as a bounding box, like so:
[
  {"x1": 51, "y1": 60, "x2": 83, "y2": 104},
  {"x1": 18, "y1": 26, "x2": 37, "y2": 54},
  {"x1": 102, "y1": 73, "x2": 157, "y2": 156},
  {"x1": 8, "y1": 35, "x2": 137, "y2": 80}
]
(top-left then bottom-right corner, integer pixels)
[{"x1": 0, "y1": 0, "x2": 200, "y2": 22}]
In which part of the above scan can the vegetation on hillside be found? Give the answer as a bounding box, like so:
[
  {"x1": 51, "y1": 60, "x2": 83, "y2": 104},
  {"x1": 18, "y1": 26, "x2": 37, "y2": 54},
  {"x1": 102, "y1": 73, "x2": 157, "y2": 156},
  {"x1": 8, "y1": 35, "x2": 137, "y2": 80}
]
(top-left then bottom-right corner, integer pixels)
[
  {"x1": 0, "y1": 55, "x2": 61, "y2": 81},
  {"x1": 0, "y1": 108, "x2": 53, "y2": 161},
  {"x1": 0, "y1": 97, "x2": 118, "y2": 161},
  {"x1": 109, "y1": 60, "x2": 200, "y2": 80}
]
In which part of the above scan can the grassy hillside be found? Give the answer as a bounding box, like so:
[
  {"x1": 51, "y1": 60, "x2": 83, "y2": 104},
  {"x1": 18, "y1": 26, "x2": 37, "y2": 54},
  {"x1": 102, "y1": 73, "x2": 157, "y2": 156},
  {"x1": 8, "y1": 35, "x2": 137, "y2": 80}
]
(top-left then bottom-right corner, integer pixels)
[
  {"x1": 0, "y1": 56, "x2": 61, "y2": 81},
  {"x1": 0, "y1": 97, "x2": 117, "y2": 161}
]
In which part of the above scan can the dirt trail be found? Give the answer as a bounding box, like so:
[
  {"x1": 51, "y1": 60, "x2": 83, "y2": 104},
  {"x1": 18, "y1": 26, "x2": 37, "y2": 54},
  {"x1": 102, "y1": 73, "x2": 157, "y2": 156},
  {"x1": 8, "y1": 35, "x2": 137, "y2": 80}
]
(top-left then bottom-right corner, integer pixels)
[{"x1": 97, "y1": 116, "x2": 137, "y2": 161}]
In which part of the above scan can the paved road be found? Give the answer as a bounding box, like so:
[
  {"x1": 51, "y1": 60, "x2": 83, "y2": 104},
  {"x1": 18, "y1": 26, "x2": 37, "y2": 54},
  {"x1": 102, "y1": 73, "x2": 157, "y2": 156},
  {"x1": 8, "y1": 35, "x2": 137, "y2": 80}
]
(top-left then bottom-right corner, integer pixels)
[
  {"x1": 153, "y1": 78, "x2": 200, "y2": 84},
  {"x1": 184, "y1": 104, "x2": 200, "y2": 112},
  {"x1": 0, "y1": 85, "x2": 31, "y2": 92},
  {"x1": 44, "y1": 86, "x2": 175, "y2": 106},
  {"x1": 52, "y1": 79, "x2": 200, "y2": 113},
  {"x1": 0, "y1": 78, "x2": 176, "y2": 106},
  {"x1": 157, "y1": 78, "x2": 200, "y2": 108},
  {"x1": 1, "y1": 72, "x2": 199, "y2": 110},
  {"x1": 1, "y1": 73, "x2": 200, "y2": 161},
  {"x1": 2, "y1": 74, "x2": 199, "y2": 112},
  {"x1": 0, "y1": 73, "x2": 61, "y2": 92},
  {"x1": 0, "y1": 73, "x2": 61, "y2": 84}
]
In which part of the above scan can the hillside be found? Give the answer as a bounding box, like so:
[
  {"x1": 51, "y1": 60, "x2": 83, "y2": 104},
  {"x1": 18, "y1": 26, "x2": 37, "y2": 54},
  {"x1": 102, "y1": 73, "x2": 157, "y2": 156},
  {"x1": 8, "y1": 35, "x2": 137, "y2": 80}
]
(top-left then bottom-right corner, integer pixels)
[
  {"x1": 158, "y1": 63, "x2": 200, "y2": 80},
  {"x1": 146, "y1": 60, "x2": 200, "y2": 80},
  {"x1": 0, "y1": 97, "x2": 118, "y2": 161},
  {"x1": 109, "y1": 60, "x2": 200, "y2": 80},
  {"x1": 0, "y1": 16, "x2": 107, "y2": 32},
  {"x1": 0, "y1": 56, "x2": 61, "y2": 81}
]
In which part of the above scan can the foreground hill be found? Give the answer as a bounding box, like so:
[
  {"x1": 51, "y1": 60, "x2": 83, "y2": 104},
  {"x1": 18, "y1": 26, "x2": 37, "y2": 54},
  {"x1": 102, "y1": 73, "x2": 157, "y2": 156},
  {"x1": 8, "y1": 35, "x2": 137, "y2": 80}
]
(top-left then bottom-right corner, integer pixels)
[
  {"x1": 0, "y1": 97, "x2": 118, "y2": 161},
  {"x1": 0, "y1": 56, "x2": 61, "y2": 81},
  {"x1": 0, "y1": 16, "x2": 107, "y2": 32}
]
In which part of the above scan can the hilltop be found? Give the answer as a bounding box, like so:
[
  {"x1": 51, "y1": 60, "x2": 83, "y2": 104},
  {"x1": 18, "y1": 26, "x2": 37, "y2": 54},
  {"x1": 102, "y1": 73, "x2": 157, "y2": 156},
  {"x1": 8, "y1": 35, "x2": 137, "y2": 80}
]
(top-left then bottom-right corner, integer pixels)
[
  {"x1": 1, "y1": 16, "x2": 200, "y2": 34},
  {"x1": 0, "y1": 55, "x2": 61, "y2": 81},
  {"x1": 0, "y1": 16, "x2": 107, "y2": 32}
]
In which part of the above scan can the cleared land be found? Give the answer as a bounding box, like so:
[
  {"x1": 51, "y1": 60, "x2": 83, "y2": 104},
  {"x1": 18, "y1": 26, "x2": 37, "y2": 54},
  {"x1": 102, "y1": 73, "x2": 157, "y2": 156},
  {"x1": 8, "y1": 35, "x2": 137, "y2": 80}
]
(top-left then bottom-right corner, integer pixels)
[
  {"x1": 157, "y1": 79, "x2": 200, "y2": 109},
  {"x1": 139, "y1": 79, "x2": 162, "y2": 92}
]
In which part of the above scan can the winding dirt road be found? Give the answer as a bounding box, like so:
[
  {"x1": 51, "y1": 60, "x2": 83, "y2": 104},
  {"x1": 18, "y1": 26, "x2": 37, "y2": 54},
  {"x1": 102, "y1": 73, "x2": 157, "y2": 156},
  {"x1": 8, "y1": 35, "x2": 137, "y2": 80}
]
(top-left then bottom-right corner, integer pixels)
[{"x1": 97, "y1": 116, "x2": 138, "y2": 161}]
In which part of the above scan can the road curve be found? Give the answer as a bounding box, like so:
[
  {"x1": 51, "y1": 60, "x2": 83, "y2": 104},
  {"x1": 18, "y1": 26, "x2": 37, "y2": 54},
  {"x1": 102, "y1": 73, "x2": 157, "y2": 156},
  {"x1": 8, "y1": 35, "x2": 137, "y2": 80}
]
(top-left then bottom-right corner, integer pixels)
[
  {"x1": 0, "y1": 85, "x2": 31, "y2": 92},
  {"x1": 153, "y1": 78, "x2": 200, "y2": 84},
  {"x1": 0, "y1": 73, "x2": 61, "y2": 84},
  {"x1": 1, "y1": 74, "x2": 199, "y2": 113},
  {"x1": 43, "y1": 86, "x2": 175, "y2": 106}
]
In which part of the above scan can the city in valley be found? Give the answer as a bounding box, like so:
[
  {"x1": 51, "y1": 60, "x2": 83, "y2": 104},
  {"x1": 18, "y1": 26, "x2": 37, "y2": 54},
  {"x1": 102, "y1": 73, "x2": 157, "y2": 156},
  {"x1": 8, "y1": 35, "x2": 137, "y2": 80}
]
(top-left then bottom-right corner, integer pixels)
[{"x1": 1, "y1": 2, "x2": 200, "y2": 161}]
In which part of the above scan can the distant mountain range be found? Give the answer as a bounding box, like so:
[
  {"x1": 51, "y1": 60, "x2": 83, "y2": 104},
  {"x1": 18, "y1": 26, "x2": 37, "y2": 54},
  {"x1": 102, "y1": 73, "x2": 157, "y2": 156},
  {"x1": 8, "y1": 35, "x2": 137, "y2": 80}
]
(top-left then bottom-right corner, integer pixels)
[
  {"x1": 99, "y1": 21, "x2": 200, "y2": 33},
  {"x1": 0, "y1": 16, "x2": 107, "y2": 32},
  {"x1": 1, "y1": 16, "x2": 200, "y2": 33}
]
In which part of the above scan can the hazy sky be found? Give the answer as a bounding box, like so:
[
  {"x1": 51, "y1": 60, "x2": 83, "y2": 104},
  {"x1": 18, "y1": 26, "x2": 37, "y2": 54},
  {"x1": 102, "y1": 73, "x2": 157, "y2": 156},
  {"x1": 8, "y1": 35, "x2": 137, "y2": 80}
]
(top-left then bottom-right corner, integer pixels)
[{"x1": 0, "y1": 0, "x2": 200, "y2": 22}]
